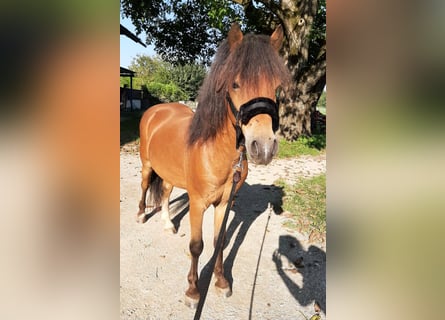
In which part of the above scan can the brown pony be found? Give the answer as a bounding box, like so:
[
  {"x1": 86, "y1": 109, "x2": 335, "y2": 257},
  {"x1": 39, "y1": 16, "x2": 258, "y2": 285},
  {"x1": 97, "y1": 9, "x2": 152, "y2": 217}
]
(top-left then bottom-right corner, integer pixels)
[{"x1": 137, "y1": 23, "x2": 289, "y2": 308}]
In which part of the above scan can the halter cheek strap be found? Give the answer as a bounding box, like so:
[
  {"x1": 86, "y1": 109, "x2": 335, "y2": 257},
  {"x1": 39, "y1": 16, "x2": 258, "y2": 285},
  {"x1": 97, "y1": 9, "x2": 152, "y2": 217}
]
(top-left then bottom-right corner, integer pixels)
[{"x1": 226, "y1": 92, "x2": 279, "y2": 148}]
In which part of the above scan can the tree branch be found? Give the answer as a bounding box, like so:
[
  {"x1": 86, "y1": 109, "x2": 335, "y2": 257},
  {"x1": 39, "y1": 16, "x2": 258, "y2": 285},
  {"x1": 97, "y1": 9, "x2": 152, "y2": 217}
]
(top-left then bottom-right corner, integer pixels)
[
  {"x1": 300, "y1": 57, "x2": 326, "y2": 94},
  {"x1": 231, "y1": 0, "x2": 284, "y2": 22}
]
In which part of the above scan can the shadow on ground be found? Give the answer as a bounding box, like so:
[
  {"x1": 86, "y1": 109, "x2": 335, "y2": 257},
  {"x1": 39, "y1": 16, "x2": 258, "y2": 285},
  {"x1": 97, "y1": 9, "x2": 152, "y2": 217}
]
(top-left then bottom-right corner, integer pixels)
[
  {"x1": 141, "y1": 181, "x2": 325, "y2": 314},
  {"x1": 222, "y1": 182, "x2": 284, "y2": 289},
  {"x1": 138, "y1": 192, "x2": 189, "y2": 233},
  {"x1": 272, "y1": 235, "x2": 326, "y2": 313},
  {"x1": 194, "y1": 181, "x2": 284, "y2": 311},
  {"x1": 120, "y1": 110, "x2": 143, "y2": 146}
]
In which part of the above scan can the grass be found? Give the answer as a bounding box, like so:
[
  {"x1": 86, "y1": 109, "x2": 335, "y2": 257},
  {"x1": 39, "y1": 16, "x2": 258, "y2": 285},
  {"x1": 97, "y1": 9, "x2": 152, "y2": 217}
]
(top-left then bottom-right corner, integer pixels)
[
  {"x1": 275, "y1": 174, "x2": 326, "y2": 242},
  {"x1": 277, "y1": 134, "x2": 326, "y2": 158}
]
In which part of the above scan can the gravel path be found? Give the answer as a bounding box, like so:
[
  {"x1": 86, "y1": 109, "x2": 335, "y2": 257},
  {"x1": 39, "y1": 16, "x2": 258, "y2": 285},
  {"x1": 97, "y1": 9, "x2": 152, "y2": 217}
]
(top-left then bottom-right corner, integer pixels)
[{"x1": 120, "y1": 151, "x2": 326, "y2": 320}]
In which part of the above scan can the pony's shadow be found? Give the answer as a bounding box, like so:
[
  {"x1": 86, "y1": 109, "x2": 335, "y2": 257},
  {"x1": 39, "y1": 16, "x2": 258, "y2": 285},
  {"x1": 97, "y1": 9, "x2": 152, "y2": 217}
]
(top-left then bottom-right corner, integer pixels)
[
  {"x1": 272, "y1": 235, "x2": 326, "y2": 314},
  {"x1": 143, "y1": 192, "x2": 189, "y2": 232},
  {"x1": 170, "y1": 192, "x2": 189, "y2": 232},
  {"x1": 198, "y1": 182, "x2": 284, "y2": 292}
]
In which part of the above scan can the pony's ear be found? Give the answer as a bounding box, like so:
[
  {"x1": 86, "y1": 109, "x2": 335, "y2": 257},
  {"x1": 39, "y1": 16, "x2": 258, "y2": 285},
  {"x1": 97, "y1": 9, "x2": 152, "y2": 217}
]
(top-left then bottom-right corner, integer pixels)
[
  {"x1": 270, "y1": 25, "x2": 284, "y2": 51},
  {"x1": 228, "y1": 22, "x2": 243, "y2": 51}
]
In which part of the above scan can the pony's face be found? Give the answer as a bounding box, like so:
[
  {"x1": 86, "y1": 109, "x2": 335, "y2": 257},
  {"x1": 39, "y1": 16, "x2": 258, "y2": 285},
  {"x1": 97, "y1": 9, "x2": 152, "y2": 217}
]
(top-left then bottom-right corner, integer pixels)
[
  {"x1": 228, "y1": 76, "x2": 281, "y2": 165},
  {"x1": 225, "y1": 23, "x2": 285, "y2": 165}
]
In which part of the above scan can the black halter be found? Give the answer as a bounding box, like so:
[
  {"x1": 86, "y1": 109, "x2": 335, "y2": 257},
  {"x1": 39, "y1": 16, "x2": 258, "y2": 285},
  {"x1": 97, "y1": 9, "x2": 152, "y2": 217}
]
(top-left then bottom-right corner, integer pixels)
[{"x1": 226, "y1": 92, "x2": 279, "y2": 149}]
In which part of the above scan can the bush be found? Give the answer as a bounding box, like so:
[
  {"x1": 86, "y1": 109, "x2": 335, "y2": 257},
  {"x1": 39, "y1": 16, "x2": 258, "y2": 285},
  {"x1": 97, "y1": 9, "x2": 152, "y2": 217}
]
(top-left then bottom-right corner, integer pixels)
[
  {"x1": 128, "y1": 55, "x2": 206, "y2": 102},
  {"x1": 146, "y1": 82, "x2": 188, "y2": 102}
]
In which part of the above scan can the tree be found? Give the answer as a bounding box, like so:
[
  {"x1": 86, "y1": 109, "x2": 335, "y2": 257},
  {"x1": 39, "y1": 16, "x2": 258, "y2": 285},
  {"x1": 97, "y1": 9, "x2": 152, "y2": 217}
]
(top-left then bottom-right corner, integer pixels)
[
  {"x1": 127, "y1": 54, "x2": 206, "y2": 102},
  {"x1": 121, "y1": 0, "x2": 326, "y2": 140},
  {"x1": 170, "y1": 63, "x2": 207, "y2": 100},
  {"x1": 129, "y1": 55, "x2": 171, "y2": 82}
]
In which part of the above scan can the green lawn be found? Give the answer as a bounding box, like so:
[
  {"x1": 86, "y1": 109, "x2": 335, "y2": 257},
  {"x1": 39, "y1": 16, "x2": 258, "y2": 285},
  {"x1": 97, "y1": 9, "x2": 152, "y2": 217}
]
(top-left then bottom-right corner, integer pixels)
[
  {"x1": 277, "y1": 134, "x2": 326, "y2": 158},
  {"x1": 275, "y1": 174, "x2": 326, "y2": 242}
]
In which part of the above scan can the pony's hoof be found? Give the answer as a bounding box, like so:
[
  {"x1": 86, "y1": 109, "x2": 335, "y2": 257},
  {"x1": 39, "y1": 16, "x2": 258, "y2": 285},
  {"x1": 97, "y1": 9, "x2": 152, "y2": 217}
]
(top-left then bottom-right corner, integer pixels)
[
  {"x1": 136, "y1": 213, "x2": 148, "y2": 224},
  {"x1": 215, "y1": 285, "x2": 232, "y2": 298},
  {"x1": 184, "y1": 295, "x2": 199, "y2": 309}
]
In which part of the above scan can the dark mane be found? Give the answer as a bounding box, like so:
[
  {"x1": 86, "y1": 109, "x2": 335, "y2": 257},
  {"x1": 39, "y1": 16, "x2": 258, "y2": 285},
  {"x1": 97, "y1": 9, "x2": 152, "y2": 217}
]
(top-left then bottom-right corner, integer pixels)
[{"x1": 188, "y1": 33, "x2": 290, "y2": 145}]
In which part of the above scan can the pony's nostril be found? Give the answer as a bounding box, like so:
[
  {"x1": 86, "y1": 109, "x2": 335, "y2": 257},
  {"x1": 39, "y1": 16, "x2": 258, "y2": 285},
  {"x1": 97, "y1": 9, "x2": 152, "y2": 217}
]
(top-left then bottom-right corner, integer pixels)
[
  {"x1": 272, "y1": 139, "x2": 278, "y2": 155},
  {"x1": 251, "y1": 140, "x2": 259, "y2": 156}
]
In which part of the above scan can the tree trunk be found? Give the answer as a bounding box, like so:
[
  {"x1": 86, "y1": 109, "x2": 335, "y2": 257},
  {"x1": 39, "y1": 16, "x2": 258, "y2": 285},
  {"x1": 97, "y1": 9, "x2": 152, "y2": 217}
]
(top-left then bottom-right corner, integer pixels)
[
  {"x1": 279, "y1": 52, "x2": 326, "y2": 140},
  {"x1": 275, "y1": 0, "x2": 325, "y2": 140}
]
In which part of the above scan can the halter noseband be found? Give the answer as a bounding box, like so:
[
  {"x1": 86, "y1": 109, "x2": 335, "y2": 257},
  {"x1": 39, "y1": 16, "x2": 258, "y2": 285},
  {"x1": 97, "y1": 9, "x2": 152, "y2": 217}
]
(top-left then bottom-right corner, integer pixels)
[{"x1": 226, "y1": 92, "x2": 279, "y2": 149}]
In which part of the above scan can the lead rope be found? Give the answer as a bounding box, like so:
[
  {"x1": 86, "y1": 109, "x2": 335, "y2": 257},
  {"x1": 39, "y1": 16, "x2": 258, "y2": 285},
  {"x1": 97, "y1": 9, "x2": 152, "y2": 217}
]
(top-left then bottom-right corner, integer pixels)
[
  {"x1": 248, "y1": 203, "x2": 272, "y2": 319},
  {"x1": 193, "y1": 146, "x2": 245, "y2": 320}
]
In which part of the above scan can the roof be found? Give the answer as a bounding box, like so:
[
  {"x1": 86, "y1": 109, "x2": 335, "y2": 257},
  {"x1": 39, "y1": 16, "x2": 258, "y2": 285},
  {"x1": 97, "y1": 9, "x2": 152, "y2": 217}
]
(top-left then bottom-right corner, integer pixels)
[
  {"x1": 120, "y1": 24, "x2": 146, "y2": 47},
  {"x1": 120, "y1": 66, "x2": 136, "y2": 77}
]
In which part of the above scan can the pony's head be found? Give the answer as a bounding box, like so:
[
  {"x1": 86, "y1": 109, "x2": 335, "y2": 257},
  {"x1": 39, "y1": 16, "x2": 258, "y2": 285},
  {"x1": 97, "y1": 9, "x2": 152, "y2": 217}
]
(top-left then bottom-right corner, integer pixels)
[
  {"x1": 223, "y1": 23, "x2": 289, "y2": 164},
  {"x1": 190, "y1": 23, "x2": 289, "y2": 165}
]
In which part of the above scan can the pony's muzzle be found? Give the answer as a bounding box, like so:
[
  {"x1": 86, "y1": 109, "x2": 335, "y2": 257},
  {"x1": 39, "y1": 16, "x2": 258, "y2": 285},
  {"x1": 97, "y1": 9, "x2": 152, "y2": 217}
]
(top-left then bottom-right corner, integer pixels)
[{"x1": 248, "y1": 137, "x2": 278, "y2": 165}]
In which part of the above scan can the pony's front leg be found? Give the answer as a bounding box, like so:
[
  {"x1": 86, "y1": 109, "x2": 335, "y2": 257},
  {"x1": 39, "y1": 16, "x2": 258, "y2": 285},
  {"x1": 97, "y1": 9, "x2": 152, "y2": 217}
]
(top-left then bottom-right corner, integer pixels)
[
  {"x1": 185, "y1": 199, "x2": 205, "y2": 309},
  {"x1": 213, "y1": 201, "x2": 232, "y2": 297}
]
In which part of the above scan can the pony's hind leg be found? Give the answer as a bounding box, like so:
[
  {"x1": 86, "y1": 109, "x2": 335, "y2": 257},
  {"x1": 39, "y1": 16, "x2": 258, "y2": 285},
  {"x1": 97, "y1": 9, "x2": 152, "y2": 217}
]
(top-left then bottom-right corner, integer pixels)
[
  {"x1": 136, "y1": 161, "x2": 152, "y2": 223},
  {"x1": 160, "y1": 182, "x2": 176, "y2": 233}
]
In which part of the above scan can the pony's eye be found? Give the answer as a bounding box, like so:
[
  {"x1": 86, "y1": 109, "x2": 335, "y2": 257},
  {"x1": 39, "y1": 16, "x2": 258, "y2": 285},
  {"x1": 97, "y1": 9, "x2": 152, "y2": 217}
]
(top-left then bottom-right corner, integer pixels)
[{"x1": 232, "y1": 82, "x2": 240, "y2": 89}]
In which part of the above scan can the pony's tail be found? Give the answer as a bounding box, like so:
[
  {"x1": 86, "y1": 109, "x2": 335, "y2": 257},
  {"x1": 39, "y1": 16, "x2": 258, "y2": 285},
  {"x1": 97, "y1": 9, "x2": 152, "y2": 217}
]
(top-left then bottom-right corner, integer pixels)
[{"x1": 148, "y1": 170, "x2": 163, "y2": 208}]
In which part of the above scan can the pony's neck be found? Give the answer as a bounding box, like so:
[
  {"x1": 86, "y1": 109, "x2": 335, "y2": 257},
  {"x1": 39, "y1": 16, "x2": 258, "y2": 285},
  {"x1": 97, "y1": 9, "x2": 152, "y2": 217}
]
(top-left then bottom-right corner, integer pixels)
[{"x1": 214, "y1": 114, "x2": 238, "y2": 156}]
